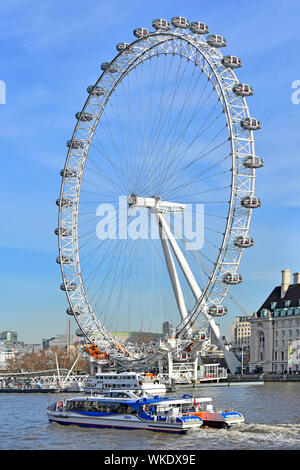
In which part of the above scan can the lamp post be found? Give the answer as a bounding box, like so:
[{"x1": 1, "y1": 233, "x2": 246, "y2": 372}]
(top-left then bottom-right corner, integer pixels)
[{"x1": 241, "y1": 344, "x2": 244, "y2": 375}]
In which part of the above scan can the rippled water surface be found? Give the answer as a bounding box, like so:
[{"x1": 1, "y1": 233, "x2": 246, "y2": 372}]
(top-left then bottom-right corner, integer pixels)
[{"x1": 1, "y1": 383, "x2": 300, "y2": 450}]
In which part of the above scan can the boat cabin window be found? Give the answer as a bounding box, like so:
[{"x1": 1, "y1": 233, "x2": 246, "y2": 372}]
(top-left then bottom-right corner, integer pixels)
[{"x1": 66, "y1": 400, "x2": 136, "y2": 414}]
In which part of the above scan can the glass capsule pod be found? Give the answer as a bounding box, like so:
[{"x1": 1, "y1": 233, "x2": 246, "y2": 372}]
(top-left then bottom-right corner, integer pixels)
[
  {"x1": 233, "y1": 236, "x2": 254, "y2": 248},
  {"x1": 206, "y1": 34, "x2": 227, "y2": 47},
  {"x1": 75, "y1": 328, "x2": 85, "y2": 337},
  {"x1": 208, "y1": 305, "x2": 228, "y2": 316},
  {"x1": 101, "y1": 62, "x2": 119, "y2": 73},
  {"x1": 60, "y1": 168, "x2": 77, "y2": 178},
  {"x1": 171, "y1": 16, "x2": 189, "y2": 28},
  {"x1": 55, "y1": 227, "x2": 72, "y2": 237},
  {"x1": 232, "y1": 83, "x2": 253, "y2": 97},
  {"x1": 75, "y1": 111, "x2": 94, "y2": 122},
  {"x1": 189, "y1": 21, "x2": 209, "y2": 34},
  {"x1": 242, "y1": 155, "x2": 264, "y2": 169},
  {"x1": 222, "y1": 55, "x2": 242, "y2": 69},
  {"x1": 240, "y1": 117, "x2": 261, "y2": 130},
  {"x1": 116, "y1": 42, "x2": 132, "y2": 53},
  {"x1": 152, "y1": 18, "x2": 171, "y2": 31},
  {"x1": 87, "y1": 85, "x2": 106, "y2": 96},
  {"x1": 66, "y1": 139, "x2": 86, "y2": 149},
  {"x1": 133, "y1": 27, "x2": 150, "y2": 38},
  {"x1": 56, "y1": 255, "x2": 74, "y2": 264},
  {"x1": 56, "y1": 198, "x2": 73, "y2": 208},
  {"x1": 66, "y1": 307, "x2": 83, "y2": 316},
  {"x1": 60, "y1": 282, "x2": 78, "y2": 292},
  {"x1": 223, "y1": 273, "x2": 243, "y2": 285},
  {"x1": 241, "y1": 195, "x2": 261, "y2": 209}
]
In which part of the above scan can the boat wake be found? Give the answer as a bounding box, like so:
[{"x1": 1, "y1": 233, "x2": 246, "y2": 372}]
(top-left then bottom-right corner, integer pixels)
[{"x1": 198, "y1": 423, "x2": 300, "y2": 449}]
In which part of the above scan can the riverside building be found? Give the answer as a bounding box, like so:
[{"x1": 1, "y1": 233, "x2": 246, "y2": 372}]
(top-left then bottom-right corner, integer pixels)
[
  {"x1": 231, "y1": 316, "x2": 252, "y2": 371},
  {"x1": 249, "y1": 270, "x2": 300, "y2": 373}
]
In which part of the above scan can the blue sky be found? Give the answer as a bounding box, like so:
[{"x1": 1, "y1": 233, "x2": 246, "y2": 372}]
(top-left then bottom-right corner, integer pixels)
[{"x1": 0, "y1": 0, "x2": 300, "y2": 344}]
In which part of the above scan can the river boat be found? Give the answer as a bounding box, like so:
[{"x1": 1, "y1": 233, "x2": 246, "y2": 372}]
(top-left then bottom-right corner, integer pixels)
[
  {"x1": 47, "y1": 390, "x2": 203, "y2": 434},
  {"x1": 47, "y1": 390, "x2": 244, "y2": 433},
  {"x1": 84, "y1": 372, "x2": 166, "y2": 395}
]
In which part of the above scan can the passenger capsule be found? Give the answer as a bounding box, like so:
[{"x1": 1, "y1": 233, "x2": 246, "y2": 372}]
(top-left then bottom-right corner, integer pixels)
[
  {"x1": 87, "y1": 85, "x2": 106, "y2": 96},
  {"x1": 208, "y1": 305, "x2": 228, "y2": 316},
  {"x1": 232, "y1": 83, "x2": 253, "y2": 97},
  {"x1": 60, "y1": 282, "x2": 78, "y2": 292},
  {"x1": 75, "y1": 328, "x2": 85, "y2": 337},
  {"x1": 233, "y1": 236, "x2": 254, "y2": 248},
  {"x1": 223, "y1": 273, "x2": 243, "y2": 285},
  {"x1": 189, "y1": 21, "x2": 209, "y2": 34},
  {"x1": 152, "y1": 18, "x2": 171, "y2": 31},
  {"x1": 66, "y1": 307, "x2": 83, "y2": 316},
  {"x1": 241, "y1": 195, "x2": 261, "y2": 209},
  {"x1": 240, "y1": 117, "x2": 261, "y2": 131},
  {"x1": 66, "y1": 139, "x2": 86, "y2": 149},
  {"x1": 56, "y1": 255, "x2": 74, "y2": 264},
  {"x1": 56, "y1": 197, "x2": 73, "y2": 208},
  {"x1": 222, "y1": 55, "x2": 242, "y2": 69},
  {"x1": 133, "y1": 28, "x2": 150, "y2": 38},
  {"x1": 242, "y1": 155, "x2": 264, "y2": 169},
  {"x1": 101, "y1": 62, "x2": 118, "y2": 73},
  {"x1": 60, "y1": 168, "x2": 77, "y2": 178},
  {"x1": 206, "y1": 34, "x2": 227, "y2": 47},
  {"x1": 55, "y1": 227, "x2": 72, "y2": 237},
  {"x1": 171, "y1": 17, "x2": 189, "y2": 28},
  {"x1": 75, "y1": 111, "x2": 94, "y2": 122},
  {"x1": 116, "y1": 42, "x2": 131, "y2": 52}
]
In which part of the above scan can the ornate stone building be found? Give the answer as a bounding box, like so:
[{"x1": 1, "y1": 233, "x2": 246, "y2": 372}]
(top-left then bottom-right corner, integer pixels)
[{"x1": 249, "y1": 269, "x2": 300, "y2": 373}]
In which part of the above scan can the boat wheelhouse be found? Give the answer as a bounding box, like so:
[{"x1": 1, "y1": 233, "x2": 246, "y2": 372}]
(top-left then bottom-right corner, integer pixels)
[
  {"x1": 84, "y1": 371, "x2": 166, "y2": 395},
  {"x1": 47, "y1": 391, "x2": 245, "y2": 433}
]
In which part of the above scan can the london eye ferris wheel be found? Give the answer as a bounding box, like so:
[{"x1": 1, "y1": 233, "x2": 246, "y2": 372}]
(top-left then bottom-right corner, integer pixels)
[{"x1": 56, "y1": 16, "x2": 263, "y2": 371}]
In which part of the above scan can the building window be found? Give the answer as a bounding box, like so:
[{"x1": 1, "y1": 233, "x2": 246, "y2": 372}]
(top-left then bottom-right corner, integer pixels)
[{"x1": 260, "y1": 352, "x2": 264, "y2": 361}]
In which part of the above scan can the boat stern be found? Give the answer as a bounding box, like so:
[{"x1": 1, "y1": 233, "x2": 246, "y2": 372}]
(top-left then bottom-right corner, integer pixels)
[{"x1": 221, "y1": 411, "x2": 245, "y2": 426}]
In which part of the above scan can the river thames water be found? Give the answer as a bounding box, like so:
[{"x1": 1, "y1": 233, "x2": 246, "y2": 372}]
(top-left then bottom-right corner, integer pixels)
[{"x1": 1, "y1": 382, "x2": 300, "y2": 451}]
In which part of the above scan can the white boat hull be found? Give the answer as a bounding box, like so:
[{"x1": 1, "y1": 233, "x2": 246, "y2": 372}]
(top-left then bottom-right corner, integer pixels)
[{"x1": 47, "y1": 410, "x2": 201, "y2": 434}]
